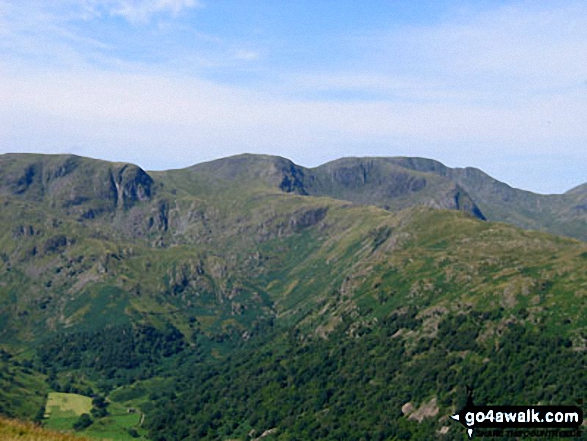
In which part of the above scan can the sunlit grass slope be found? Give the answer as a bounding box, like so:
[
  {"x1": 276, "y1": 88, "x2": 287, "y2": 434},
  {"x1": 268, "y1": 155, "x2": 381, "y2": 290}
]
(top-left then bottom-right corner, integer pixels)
[{"x1": 0, "y1": 416, "x2": 92, "y2": 441}]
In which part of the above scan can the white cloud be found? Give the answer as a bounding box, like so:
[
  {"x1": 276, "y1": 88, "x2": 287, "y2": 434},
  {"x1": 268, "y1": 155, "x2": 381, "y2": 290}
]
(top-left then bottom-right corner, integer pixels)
[
  {"x1": 104, "y1": 0, "x2": 200, "y2": 23},
  {"x1": 1, "y1": 65, "x2": 585, "y2": 166},
  {"x1": 1, "y1": 1, "x2": 200, "y2": 26},
  {"x1": 0, "y1": 1, "x2": 586, "y2": 192},
  {"x1": 64, "y1": 0, "x2": 201, "y2": 23}
]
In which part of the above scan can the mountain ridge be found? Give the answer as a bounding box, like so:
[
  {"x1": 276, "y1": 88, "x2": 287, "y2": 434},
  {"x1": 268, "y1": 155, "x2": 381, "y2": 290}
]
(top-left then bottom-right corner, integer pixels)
[
  {"x1": 154, "y1": 153, "x2": 586, "y2": 240},
  {"x1": 2, "y1": 152, "x2": 585, "y2": 241},
  {"x1": 0, "y1": 152, "x2": 586, "y2": 440}
]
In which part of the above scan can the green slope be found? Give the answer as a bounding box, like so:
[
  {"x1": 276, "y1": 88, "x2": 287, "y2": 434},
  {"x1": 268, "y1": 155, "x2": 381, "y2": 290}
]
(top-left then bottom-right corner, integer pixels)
[
  {"x1": 0, "y1": 351, "x2": 47, "y2": 421},
  {"x1": 0, "y1": 152, "x2": 586, "y2": 440}
]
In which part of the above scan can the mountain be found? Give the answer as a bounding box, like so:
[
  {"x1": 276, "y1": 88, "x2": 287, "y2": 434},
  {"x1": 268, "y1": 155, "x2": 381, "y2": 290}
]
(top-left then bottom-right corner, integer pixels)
[
  {"x1": 301, "y1": 157, "x2": 486, "y2": 219},
  {"x1": 176, "y1": 153, "x2": 586, "y2": 241},
  {"x1": 0, "y1": 153, "x2": 153, "y2": 214},
  {"x1": 370, "y1": 156, "x2": 587, "y2": 241},
  {"x1": 567, "y1": 182, "x2": 587, "y2": 195},
  {"x1": 178, "y1": 154, "x2": 486, "y2": 219},
  {"x1": 0, "y1": 152, "x2": 586, "y2": 440}
]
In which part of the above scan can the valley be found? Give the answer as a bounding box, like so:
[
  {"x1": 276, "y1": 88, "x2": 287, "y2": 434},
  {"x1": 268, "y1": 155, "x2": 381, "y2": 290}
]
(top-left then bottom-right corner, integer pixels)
[{"x1": 0, "y1": 153, "x2": 585, "y2": 440}]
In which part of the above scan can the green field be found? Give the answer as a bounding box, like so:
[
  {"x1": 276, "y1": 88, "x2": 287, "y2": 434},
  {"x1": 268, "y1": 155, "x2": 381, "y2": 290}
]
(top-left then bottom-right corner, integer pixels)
[
  {"x1": 82, "y1": 403, "x2": 144, "y2": 441},
  {"x1": 46, "y1": 393, "x2": 93, "y2": 418},
  {"x1": 45, "y1": 392, "x2": 92, "y2": 432},
  {"x1": 43, "y1": 392, "x2": 146, "y2": 440}
]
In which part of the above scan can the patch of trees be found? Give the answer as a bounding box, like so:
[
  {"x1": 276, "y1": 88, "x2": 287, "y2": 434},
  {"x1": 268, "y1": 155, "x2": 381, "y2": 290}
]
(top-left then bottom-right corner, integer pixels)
[
  {"x1": 144, "y1": 311, "x2": 587, "y2": 440},
  {"x1": 72, "y1": 413, "x2": 92, "y2": 431},
  {"x1": 37, "y1": 323, "x2": 186, "y2": 388},
  {"x1": 0, "y1": 355, "x2": 46, "y2": 421},
  {"x1": 90, "y1": 395, "x2": 109, "y2": 418}
]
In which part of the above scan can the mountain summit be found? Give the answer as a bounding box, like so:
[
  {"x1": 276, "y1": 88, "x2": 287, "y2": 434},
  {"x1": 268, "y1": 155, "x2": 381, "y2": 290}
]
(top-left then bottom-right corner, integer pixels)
[
  {"x1": 166, "y1": 153, "x2": 586, "y2": 241},
  {"x1": 1, "y1": 153, "x2": 585, "y2": 240}
]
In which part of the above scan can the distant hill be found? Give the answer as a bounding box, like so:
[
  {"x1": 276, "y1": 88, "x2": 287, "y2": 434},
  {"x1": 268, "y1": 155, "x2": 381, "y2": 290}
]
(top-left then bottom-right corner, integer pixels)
[
  {"x1": 566, "y1": 182, "x2": 587, "y2": 195},
  {"x1": 177, "y1": 153, "x2": 586, "y2": 241},
  {"x1": 182, "y1": 154, "x2": 486, "y2": 219},
  {"x1": 376, "y1": 156, "x2": 587, "y2": 241},
  {"x1": 2, "y1": 153, "x2": 585, "y2": 241}
]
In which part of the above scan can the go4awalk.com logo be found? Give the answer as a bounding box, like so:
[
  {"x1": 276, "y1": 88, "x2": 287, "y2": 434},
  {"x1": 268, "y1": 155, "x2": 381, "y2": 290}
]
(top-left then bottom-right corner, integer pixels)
[{"x1": 450, "y1": 388, "x2": 583, "y2": 438}]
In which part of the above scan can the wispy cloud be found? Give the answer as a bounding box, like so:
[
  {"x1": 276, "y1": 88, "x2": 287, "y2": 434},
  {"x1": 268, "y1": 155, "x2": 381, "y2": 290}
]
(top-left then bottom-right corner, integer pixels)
[
  {"x1": 0, "y1": 1, "x2": 585, "y2": 192},
  {"x1": 83, "y1": 0, "x2": 201, "y2": 23},
  {"x1": 234, "y1": 49, "x2": 260, "y2": 61},
  {"x1": 290, "y1": 3, "x2": 587, "y2": 100}
]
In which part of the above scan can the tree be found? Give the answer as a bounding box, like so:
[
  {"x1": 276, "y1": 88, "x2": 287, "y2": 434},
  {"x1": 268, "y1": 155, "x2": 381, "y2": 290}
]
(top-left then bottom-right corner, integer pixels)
[{"x1": 72, "y1": 413, "x2": 93, "y2": 431}]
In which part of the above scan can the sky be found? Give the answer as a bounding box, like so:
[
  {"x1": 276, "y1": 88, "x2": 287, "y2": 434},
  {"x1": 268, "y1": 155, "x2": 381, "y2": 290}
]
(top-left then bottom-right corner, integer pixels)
[{"x1": 0, "y1": 1, "x2": 586, "y2": 194}]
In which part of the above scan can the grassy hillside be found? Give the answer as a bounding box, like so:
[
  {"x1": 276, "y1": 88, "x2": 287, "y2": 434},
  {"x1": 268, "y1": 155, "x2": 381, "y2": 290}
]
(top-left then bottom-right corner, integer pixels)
[
  {"x1": 0, "y1": 416, "x2": 92, "y2": 441},
  {"x1": 0, "y1": 355, "x2": 46, "y2": 421},
  {"x1": 0, "y1": 153, "x2": 585, "y2": 440},
  {"x1": 140, "y1": 207, "x2": 587, "y2": 440}
]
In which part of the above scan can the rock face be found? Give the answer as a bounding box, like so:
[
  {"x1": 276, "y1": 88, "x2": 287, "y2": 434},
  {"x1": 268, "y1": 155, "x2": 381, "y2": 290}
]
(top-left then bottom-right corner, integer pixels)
[
  {"x1": 0, "y1": 154, "x2": 154, "y2": 216},
  {"x1": 189, "y1": 155, "x2": 486, "y2": 220},
  {"x1": 278, "y1": 163, "x2": 307, "y2": 195},
  {"x1": 305, "y1": 158, "x2": 486, "y2": 220},
  {"x1": 109, "y1": 164, "x2": 153, "y2": 209}
]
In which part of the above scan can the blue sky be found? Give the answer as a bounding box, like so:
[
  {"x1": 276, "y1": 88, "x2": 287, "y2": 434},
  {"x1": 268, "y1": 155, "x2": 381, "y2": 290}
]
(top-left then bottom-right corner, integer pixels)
[{"x1": 0, "y1": 0, "x2": 586, "y2": 193}]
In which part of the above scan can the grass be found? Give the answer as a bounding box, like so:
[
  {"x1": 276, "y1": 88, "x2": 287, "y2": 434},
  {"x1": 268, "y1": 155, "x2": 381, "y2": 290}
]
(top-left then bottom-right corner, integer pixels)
[
  {"x1": 81, "y1": 401, "x2": 145, "y2": 441},
  {"x1": 43, "y1": 392, "x2": 147, "y2": 440},
  {"x1": 0, "y1": 359, "x2": 47, "y2": 420},
  {"x1": 45, "y1": 393, "x2": 93, "y2": 417},
  {"x1": 0, "y1": 416, "x2": 91, "y2": 441},
  {"x1": 44, "y1": 393, "x2": 93, "y2": 432}
]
